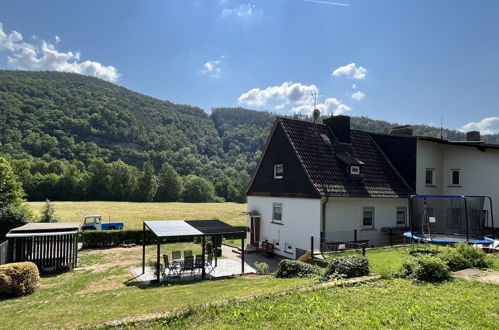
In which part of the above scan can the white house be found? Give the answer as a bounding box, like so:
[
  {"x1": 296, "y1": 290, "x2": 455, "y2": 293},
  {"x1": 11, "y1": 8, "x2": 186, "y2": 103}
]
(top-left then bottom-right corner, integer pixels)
[{"x1": 246, "y1": 116, "x2": 499, "y2": 259}]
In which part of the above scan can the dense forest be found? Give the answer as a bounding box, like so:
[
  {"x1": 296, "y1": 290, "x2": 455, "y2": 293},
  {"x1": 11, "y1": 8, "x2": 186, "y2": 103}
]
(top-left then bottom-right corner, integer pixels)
[{"x1": 1, "y1": 70, "x2": 497, "y2": 202}]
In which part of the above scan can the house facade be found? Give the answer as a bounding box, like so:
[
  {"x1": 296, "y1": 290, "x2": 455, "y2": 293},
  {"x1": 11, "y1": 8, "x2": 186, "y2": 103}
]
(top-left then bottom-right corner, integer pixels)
[{"x1": 246, "y1": 115, "x2": 499, "y2": 259}]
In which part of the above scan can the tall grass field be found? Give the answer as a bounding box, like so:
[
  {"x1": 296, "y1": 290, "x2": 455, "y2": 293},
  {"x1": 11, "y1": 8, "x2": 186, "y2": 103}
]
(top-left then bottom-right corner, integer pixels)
[{"x1": 28, "y1": 201, "x2": 247, "y2": 229}]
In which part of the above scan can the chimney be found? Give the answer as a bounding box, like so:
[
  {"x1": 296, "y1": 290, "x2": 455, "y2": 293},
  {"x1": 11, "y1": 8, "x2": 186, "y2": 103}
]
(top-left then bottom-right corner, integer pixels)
[
  {"x1": 390, "y1": 125, "x2": 413, "y2": 136},
  {"x1": 466, "y1": 131, "x2": 480, "y2": 142},
  {"x1": 323, "y1": 115, "x2": 351, "y2": 143}
]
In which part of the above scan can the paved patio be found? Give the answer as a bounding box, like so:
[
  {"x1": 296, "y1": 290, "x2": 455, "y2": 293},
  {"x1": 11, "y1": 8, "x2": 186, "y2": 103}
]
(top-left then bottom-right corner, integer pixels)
[{"x1": 130, "y1": 258, "x2": 256, "y2": 284}]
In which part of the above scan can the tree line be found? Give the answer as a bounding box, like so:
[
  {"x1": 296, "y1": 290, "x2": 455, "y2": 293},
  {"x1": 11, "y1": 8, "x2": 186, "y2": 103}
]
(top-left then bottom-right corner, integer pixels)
[{"x1": 7, "y1": 157, "x2": 249, "y2": 203}]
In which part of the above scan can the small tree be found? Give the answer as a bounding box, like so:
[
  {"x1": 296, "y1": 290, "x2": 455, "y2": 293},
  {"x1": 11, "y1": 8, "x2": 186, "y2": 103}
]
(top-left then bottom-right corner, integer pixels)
[
  {"x1": 155, "y1": 163, "x2": 182, "y2": 202},
  {"x1": 134, "y1": 161, "x2": 158, "y2": 202},
  {"x1": 0, "y1": 157, "x2": 25, "y2": 208},
  {"x1": 39, "y1": 199, "x2": 59, "y2": 223},
  {"x1": 180, "y1": 175, "x2": 215, "y2": 202}
]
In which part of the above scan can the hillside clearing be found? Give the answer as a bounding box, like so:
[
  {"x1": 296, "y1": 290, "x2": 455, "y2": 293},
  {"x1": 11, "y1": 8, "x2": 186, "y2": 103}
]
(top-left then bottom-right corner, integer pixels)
[{"x1": 27, "y1": 201, "x2": 247, "y2": 229}]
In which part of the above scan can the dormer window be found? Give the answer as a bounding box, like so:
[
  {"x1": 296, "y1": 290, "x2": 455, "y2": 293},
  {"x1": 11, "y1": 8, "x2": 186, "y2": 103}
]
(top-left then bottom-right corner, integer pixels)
[
  {"x1": 274, "y1": 164, "x2": 284, "y2": 179},
  {"x1": 350, "y1": 165, "x2": 360, "y2": 175}
]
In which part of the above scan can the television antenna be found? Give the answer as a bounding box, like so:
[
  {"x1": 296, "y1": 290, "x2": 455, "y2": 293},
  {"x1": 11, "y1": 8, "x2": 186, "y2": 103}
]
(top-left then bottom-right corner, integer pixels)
[{"x1": 311, "y1": 91, "x2": 320, "y2": 124}]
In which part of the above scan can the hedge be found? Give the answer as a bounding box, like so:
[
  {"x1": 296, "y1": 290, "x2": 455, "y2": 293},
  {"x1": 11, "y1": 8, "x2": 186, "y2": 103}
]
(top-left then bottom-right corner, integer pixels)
[
  {"x1": 400, "y1": 255, "x2": 452, "y2": 282},
  {"x1": 275, "y1": 259, "x2": 321, "y2": 278},
  {"x1": 80, "y1": 227, "x2": 247, "y2": 248},
  {"x1": 0, "y1": 262, "x2": 40, "y2": 297},
  {"x1": 325, "y1": 255, "x2": 370, "y2": 279}
]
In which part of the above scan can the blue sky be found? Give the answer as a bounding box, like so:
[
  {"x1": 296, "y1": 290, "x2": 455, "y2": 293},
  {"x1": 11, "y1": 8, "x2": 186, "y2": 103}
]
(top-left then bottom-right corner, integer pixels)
[{"x1": 1, "y1": 0, "x2": 498, "y2": 133}]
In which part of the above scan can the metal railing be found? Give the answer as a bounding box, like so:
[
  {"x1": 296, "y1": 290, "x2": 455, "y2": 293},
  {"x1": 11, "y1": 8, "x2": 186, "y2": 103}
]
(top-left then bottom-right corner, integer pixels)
[{"x1": 0, "y1": 240, "x2": 8, "y2": 265}]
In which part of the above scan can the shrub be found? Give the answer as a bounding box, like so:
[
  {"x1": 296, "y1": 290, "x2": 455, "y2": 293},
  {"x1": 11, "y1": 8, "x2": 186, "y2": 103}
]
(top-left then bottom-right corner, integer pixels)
[
  {"x1": 254, "y1": 262, "x2": 269, "y2": 275},
  {"x1": 275, "y1": 259, "x2": 321, "y2": 278},
  {"x1": 454, "y1": 243, "x2": 491, "y2": 268},
  {"x1": 324, "y1": 255, "x2": 369, "y2": 279},
  {"x1": 39, "y1": 199, "x2": 59, "y2": 223},
  {"x1": 401, "y1": 255, "x2": 451, "y2": 282},
  {"x1": 0, "y1": 262, "x2": 40, "y2": 297},
  {"x1": 438, "y1": 247, "x2": 472, "y2": 271}
]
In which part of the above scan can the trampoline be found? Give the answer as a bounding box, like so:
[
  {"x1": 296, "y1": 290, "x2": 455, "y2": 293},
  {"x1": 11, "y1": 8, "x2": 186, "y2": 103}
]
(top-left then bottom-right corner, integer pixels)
[{"x1": 406, "y1": 195, "x2": 495, "y2": 245}]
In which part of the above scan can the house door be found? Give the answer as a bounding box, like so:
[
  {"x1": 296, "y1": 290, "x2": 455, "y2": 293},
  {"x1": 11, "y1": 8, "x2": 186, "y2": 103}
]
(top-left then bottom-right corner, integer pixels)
[{"x1": 250, "y1": 216, "x2": 260, "y2": 246}]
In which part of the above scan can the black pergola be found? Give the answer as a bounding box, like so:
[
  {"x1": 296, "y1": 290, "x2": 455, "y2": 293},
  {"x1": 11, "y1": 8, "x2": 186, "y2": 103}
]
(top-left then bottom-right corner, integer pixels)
[{"x1": 142, "y1": 219, "x2": 246, "y2": 283}]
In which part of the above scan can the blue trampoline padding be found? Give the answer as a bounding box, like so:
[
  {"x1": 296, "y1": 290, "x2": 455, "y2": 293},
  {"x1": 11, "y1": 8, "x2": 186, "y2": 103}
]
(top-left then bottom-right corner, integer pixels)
[{"x1": 403, "y1": 232, "x2": 494, "y2": 245}]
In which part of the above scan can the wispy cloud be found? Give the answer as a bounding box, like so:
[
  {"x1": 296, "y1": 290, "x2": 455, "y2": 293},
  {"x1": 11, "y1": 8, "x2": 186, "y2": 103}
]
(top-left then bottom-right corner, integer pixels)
[
  {"x1": 303, "y1": 0, "x2": 350, "y2": 7},
  {"x1": 351, "y1": 91, "x2": 365, "y2": 101},
  {"x1": 238, "y1": 81, "x2": 350, "y2": 115},
  {"x1": 462, "y1": 117, "x2": 499, "y2": 135},
  {"x1": 220, "y1": 3, "x2": 263, "y2": 20},
  {"x1": 201, "y1": 56, "x2": 225, "y2": 78},
  {"x1": 332, "y1": 62, "x2": 367, "y2": 80},
  {"x1": 0, "y1": 23, "x2": 119, "y2": 82}
]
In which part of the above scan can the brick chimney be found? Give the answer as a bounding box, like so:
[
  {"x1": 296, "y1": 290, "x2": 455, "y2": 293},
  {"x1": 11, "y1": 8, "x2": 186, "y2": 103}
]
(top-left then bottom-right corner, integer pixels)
[
  {"x1": 390, "y1": 125, "x2": 413, "y2": 136},
  {"x1": 466, "y1": 131, "x2": 480, "y2": 142},
  {"x1": 323, "y1": 115, "x2": 351, "y2": 143}
]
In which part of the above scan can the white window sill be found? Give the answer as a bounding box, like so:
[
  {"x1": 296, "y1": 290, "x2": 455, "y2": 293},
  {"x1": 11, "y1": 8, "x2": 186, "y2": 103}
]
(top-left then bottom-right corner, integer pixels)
[
  {"x1": 274, "y1": 176, "x2": 283, "y2": 179},
  {"x1": 425, "y1": 184, "x2": 437, "y2": 187},
  {"x1": 271, "y1": 221, "x2": 283, "y2": 225},
  {"x1": 447, "y1": 185, "x2": 462, "y2": 187}
]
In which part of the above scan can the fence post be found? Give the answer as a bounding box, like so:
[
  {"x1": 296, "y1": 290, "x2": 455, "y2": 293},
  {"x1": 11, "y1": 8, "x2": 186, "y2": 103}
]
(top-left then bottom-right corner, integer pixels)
[
  {"x1": 390, "y1": 227, "x2": 393, "y2": 247},
  {"x1": 310, "y1": 236, "x2": 314, "y2": 261},
  {"x1": 354, "y1": 229, "x2": 357, "y2": 243},
  {"x1": 362, "y1": 243, "x2": 366, "y2": 256}
]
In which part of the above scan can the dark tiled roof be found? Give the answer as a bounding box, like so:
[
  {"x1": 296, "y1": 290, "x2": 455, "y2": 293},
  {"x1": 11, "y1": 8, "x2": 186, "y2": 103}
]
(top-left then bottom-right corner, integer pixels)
[{"x1": 278, "y1": 117, "x2": 413, "y2": 198}]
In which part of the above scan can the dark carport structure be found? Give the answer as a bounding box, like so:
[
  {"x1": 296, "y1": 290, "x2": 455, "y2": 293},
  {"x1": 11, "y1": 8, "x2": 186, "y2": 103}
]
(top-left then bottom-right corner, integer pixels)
[{"x1": 142, "y1": 219, "x2": 246, "y2": 283}]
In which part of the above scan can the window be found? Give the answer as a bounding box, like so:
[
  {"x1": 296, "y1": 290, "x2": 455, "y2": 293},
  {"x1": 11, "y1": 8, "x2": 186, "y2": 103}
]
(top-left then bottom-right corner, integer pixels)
[
  {"x1": 425, "y1": 168, "x2": 435, "y2": 185},
  {"x1": 285, "y1": 242, "x2": 293, "y2": 254},
  {"x1": 396, "y1": 207, "x2": 407, "y2": 226},
  {"x1": 274, "y1": 164, "x2": 283, "y2": 179},
  {"x1": 450, "y1": 169, "x2": 460, "y2": 185},
  {"x1": 350, "y1": 165, "x2": 360, "y2": 175},
  {"x1": 362, "y1": 207, "x2": 375, "y2": 229},
  {"x1": 272, "y1": 203, "x2": 283, "y2": 223}
]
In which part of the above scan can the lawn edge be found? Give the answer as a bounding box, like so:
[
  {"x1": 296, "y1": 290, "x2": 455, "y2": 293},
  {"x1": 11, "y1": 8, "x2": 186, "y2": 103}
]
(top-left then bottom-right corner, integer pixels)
[{"x1": 78, "y1": 274, "x2": 381, "y2": 329}]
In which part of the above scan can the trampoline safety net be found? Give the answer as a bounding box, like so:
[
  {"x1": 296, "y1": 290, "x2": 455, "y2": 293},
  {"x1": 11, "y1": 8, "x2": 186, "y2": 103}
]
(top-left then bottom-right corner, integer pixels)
[{"x1": 409, "y1": 195, "x2": 494, "y2": 240}]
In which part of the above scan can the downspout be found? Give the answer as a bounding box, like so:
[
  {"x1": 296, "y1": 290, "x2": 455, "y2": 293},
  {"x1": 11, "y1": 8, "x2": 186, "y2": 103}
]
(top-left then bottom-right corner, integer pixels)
[{"x1": 320, "y1": 196, "x2": 329, "y2": 254}]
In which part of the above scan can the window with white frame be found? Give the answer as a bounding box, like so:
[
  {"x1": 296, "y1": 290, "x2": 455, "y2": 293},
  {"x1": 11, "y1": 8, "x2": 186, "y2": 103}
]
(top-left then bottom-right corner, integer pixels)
[
  {"x1": 450, "y1": 169, "x2": 460, "y2": 185},
  {"x1": 362, "y1": 207, "x2": 375, "y2": 229},
  {"x1": 272, "y1": 203, "x2": 283, "y2": 223},
  {"x1": 396, "y1": 207, "x2": 407, "y2": 226},
  {"x1": 425, "y1": 168, "x2": 435, "y2": 185},
  {"x1": 274, "y1": 164, "x2": 284, "y2": 179},
  {"x1": 350, "y1": 165, "x2": 360, "y2": 175}
]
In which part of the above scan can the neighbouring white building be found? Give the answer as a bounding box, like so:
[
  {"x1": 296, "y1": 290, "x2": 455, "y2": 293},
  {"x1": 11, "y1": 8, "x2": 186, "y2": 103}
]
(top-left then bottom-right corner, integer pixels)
[{"x1": 246, "y1": 116, "x2": 499, "y2": 259}]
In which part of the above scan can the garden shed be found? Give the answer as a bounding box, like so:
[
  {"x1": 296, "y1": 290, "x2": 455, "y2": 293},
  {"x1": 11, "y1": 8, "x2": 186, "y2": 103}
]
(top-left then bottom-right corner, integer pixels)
[{"x1": 5, "y1": 223, "x2": 79, "y2": 270}]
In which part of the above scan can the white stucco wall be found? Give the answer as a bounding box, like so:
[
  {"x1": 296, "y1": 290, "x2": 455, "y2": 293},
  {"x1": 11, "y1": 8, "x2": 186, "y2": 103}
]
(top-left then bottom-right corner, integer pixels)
[
  {"x1": 324, "y1": 197, "x2": 409, "y2": 246},
  {"x1": 416, "y1": 140, "x2": 499, "y2": 227},
  {"x1": 247, "y1": 196, "x2": 321, "y2": 259}
]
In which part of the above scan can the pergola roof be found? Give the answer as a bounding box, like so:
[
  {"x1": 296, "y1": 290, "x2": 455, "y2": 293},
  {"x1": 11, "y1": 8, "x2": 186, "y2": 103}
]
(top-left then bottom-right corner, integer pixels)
[
  {"x1": 7, "y1": 222, "x2": 79, "y2": 235},
  {"x1": 144, "y1": 219, "x2": 244, "y2": 238}
]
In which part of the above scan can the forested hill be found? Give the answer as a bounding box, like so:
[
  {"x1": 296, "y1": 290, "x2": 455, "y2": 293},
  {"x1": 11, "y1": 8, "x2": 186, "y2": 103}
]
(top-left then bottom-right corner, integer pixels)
[{"x1": 1, "y1": 70, "x2": 497, "y2": 202}]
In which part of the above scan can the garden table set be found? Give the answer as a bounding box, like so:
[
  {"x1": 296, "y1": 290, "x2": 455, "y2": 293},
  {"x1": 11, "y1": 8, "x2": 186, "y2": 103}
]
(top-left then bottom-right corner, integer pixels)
[{"x1": 162, "y1": 250, "x2": 214, "y2": 278}]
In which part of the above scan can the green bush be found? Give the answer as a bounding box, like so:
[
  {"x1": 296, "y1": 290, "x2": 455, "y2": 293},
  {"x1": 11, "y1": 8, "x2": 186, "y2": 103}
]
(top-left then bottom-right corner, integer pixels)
[
  {"x1": 454, "y1": 243, "x2": 491, "y2": 268},
  {"x1": 438, "y1": 247, "x2": 472, "y2": 271},
  {"x1": 254, "y1": 262, "x2": 269, "y2": 275},
  {"x1": 275, "y1": 260, "x2": 321, "y2": 278},
  {"x1": 324, "y1": 255, "x2": 369, "y2": 279},
  {"x1": 0, "y1": 262, "x2": 40, "y2": 297},
  {"x1": 401, "y1": 255, "x2": 452, "y2": 282}
]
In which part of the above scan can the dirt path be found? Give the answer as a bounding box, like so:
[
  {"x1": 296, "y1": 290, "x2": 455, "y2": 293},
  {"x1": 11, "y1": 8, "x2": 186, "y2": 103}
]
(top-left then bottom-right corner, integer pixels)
[{"x1": 453, "y1": 268, "x2": 499, "y2": 284}]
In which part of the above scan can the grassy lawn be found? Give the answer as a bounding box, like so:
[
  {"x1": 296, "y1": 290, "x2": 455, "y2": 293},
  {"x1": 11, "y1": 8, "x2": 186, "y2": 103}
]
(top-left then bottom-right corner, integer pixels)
[
  {"x1": 27, "y1": 201, "x2": 247, "y2": 229},
  {"x1": 147, "y1": 279, "x2": 499, "y2": 329},
  {"x1": 0, "y1": 245, "x2": 309, "y2": 329}
]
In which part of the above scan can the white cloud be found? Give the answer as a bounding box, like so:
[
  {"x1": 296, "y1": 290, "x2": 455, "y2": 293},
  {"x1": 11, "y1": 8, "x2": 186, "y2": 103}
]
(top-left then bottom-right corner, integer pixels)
[
  {"x1": 0, "y1": 23, "x2": 119, "y2": 82},
  {"x1": 238, "y1": 81, "x2": 350, "y2": 115},
  {"x1": 332, "y1": 62, "x2": 367, "y2": 80},
  {"x1": 201, "y1": 56, "x2": 225, "y2": 78},
  {"x1": 462, "y1": 117, "x2": 499, "y2": 135},
  {"x1": 303, "y1": 0, "x2": 350, "y2": 7},
  {"x1": 352, "y1": 83, "x2": 357, "y2": 89},
  {"x1": 221, "y1": 3, "x2": 263, "y2": 19},
  {"x1": 351, "y1": 91, "x2": 365, "y2": 101}
]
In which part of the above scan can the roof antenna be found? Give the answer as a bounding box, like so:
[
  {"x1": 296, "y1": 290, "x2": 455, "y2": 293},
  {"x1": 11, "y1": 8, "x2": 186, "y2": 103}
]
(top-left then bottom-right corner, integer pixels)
[{"x1": 311, "y1": 91, "x2": 320, "y2": 124}]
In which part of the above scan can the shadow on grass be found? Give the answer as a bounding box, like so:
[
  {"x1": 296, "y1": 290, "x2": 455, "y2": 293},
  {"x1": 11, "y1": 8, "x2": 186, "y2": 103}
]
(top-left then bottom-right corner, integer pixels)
[{"x1": 124, "y1": 274, "x2": 235, "y2": 289}]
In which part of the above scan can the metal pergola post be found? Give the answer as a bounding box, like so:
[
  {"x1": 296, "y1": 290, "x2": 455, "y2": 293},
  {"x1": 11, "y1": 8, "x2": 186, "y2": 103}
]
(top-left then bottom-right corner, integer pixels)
[
  {"x1": 201, "y1": 235, "x2": 206, "y2": 279},
  {"x1": 156, "y1": 238, "x2": 161, "y2": 283},
  {"x1": 241, "y1": 233, "x2": 245, "y2": 275},
  {"x1": 142, "y1": 222, "x2": 146, "y2": 274}
]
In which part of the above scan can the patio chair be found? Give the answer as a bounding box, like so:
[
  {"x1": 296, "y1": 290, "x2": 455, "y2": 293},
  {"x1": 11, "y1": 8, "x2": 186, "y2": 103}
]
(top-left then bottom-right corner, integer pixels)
[
  {"x1": 163, "y1": 254, "x2": 179, "y2": 278},
  {"x1": 184, "y1": 250, "x2": 193, "y2": 258},
  {"x1": 194, "y1": 255, "x2": 204, "y2": 273},
  {"x1": 172, "y1": 250, "x2": 182, "y2": 261},
  {"x1": 205, "y1": 253, "x2": 214, "y2": 272},
  {"x1": 182, "y1": 256, "x2": 195, "y2": 277}
]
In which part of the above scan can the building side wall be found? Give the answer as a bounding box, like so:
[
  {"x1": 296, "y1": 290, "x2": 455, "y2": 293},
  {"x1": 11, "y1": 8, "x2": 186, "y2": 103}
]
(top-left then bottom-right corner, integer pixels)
[
  {"x1": 247, "y1": 196, "x2": 321, "y2": 259},
  {"x1": 324, "y1": 197, "x2": 409, "y2": 246},
  {"x1": 416, "y1": 140, "x2": 499, "y2": 227}
]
